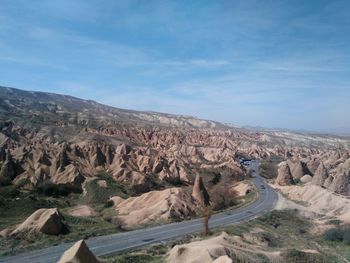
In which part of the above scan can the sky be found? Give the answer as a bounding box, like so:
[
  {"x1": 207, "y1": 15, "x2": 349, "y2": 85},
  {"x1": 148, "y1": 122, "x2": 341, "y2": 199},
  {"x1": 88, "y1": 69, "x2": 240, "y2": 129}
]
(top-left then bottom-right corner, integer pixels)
[{"x1": 0, "y1": 0, "x2": 349, "y2": 134}]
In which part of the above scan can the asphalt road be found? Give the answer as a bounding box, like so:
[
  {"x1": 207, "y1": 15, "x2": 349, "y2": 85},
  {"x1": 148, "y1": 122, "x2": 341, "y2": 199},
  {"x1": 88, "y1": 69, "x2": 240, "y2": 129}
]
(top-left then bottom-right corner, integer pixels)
[{"x1": 0, "y1": 161, "x2": 278, "y2": 263}]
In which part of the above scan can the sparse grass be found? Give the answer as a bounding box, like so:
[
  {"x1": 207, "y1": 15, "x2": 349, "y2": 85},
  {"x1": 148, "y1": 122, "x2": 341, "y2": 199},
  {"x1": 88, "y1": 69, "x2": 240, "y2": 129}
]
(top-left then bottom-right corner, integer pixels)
[
  {"x1": 102, "y1": 253, "x2": 164, "y2": 263},
  {"x1": 280, "y1": 249, "x2": 328, "y2": 263},
  {"x1": 0, "y1": 211, "x2": 122, "y2": 257},
  {"x1": 0, "y1": 172, "x2": 129, "y2": 257},
  {"x1": 260, "y1": 157, "x2": 283, "y2": 179},
  {"x1": 78, "y1": 172, "x2": 129, "y2": 206}
]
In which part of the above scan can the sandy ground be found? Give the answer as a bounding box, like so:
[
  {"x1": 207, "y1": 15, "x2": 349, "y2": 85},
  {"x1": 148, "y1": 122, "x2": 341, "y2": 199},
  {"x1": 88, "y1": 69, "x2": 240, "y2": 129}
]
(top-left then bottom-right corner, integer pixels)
[
  {"x1": 167, "y1": 232, "x2": 281, "y2": 263},
  {"x1": 231, "y1": 181, "x2": 252, "y2": 196},
  {"x1": 67, "y1": 205, "x2": 97, "y2": 217},
  {"x1": 273, "y1": 183, "x2": 350, "y2": 223}
]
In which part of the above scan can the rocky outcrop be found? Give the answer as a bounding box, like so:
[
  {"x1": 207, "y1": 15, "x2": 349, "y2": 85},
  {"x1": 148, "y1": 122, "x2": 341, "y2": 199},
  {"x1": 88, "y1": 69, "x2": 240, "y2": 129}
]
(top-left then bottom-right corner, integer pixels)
[
  {"x1": 56, "y1": 147, "x2": 70, "y2": 171},
  {"x1": 11, "y1": 208, "x2": 67, "y2": 236},
  {"x1": 192, "y1": 174, "x2": 210, "y2": 206},
  {"x1": 288, "y1": 160, "x2": 306, "y2": 179},
  {"x1": 312, "y1": 162, "x2": 328, "y2": 186},
  {"x1": 91, "y1": 145, "x2": 106, "y2": 167},
  {"x1": 113, "y1": 188, "x2": 197, "y2": 228},
  {"x1": 324, "y1": 175, "x2": 333, "y2": 188},
  {"x1": 116, "y1": 144, "x2": 132, "y2": 155},
  {"x1": 58, "y1": 239, "x2": 100, "y2": 263},
  {"x1": 167, "y1": 232, "x2": 254, "y2": 263},
  {"x1": 300, "y1": 174, "x2": 312, "y2": 183},
  {"x1": 213, "y1": 256, "x2": 233, "y2": 263},
  {"x1": 276, "y1": 162, "x2": 294, "y2": 186},
  {"x1": 330, "y1": 174, "x2": 350, "y2": 195},
  {"x1": 52, "y1": 165, "x2": 85, "y2": 193},
  {"x1": 0, "y1": 147, "x2": 6, "y2": 162},
  {"x1": 37, "y1": 150, "x2": 51, "y2": 166},
  {"x1": 0, "y1": 152, "x2": 17, "y2": 182}
]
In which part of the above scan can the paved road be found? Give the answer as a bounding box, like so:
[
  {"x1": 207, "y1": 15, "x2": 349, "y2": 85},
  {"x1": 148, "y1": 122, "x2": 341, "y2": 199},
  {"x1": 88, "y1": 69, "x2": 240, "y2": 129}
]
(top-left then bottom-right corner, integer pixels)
[{"x1": 0, "y1": 161, "x2": 278, "y2": 263}]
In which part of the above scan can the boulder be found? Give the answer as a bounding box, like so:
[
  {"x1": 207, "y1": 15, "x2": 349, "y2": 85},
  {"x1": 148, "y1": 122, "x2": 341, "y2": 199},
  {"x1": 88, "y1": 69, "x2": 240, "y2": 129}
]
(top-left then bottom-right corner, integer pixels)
[
  {"x1": 11, "y1": 208, "x2": 67, "y2": 236},
  {"x1": 0, "y1": 228, "x2": 11, "y2": 238},
  {"x1": 58, "y1": 239, "x2": 100, "y2": 263},
  {"x1": 168, "y1": 232, "x2": 235, "y2": 263},
  {"x1": 300, "y1": 174, "x2": 312, "y2": 183},
  {"x1": 213, "y1": 256, "x2": 233, "y2": 263}
]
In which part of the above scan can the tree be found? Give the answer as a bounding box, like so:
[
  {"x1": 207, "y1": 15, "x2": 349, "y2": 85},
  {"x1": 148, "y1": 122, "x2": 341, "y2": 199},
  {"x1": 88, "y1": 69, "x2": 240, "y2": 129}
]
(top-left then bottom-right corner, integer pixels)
[{"x1": 203, "y1": 206, "x2": 212, "y2": 235}]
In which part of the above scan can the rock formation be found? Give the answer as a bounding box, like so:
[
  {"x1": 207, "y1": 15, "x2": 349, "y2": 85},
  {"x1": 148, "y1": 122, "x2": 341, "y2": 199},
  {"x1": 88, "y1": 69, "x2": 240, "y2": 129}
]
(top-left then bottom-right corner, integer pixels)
[
  {"x1": 58, "y1": 239, "x2": 100, "y2": 263},
  {"x1": 288, "y1": 160, "x2": 306, "y2": 179},
  {"x1": 192, "y1": 174, "x2": 210, "y2": 206},
  {"x1": 312, "y1": 162, "x2": 328, "y2": 186},
  {"x1": 11, "y1": 208, "x2": 67, "y2": 236},
  {"x1": 113, "y1": 188, "x2": 197, "y2": 228},
  {"x1": 0, "y1": 152, "x2": 17, "y2": 183},
  {"x1": 276, "y1": 162, "x2": 294, "y2": 186}
]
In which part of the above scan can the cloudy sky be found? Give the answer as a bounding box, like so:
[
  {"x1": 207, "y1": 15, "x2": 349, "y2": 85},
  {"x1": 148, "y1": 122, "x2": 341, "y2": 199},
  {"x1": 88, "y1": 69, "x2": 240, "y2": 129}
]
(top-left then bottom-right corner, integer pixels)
[{"x1": 0, "y1": 0, "x2": 349, "y2": 133}]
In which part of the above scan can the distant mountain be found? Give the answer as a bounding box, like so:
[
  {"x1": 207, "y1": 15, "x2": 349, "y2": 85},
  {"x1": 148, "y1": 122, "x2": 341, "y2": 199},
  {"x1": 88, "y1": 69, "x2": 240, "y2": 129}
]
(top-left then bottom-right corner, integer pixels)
[{"x1": 0, "y1": 86, "x2": 221, "y2": 129}]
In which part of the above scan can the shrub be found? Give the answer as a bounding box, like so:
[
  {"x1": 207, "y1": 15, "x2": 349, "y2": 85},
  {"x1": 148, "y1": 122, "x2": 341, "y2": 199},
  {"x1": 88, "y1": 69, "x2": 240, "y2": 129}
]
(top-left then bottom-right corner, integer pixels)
[
  {"x1": 324, "y1": 228, "x2": 343, "y2": 242},
  {"x1": 15, "y1": 178, "x2": 30, "y2": 188},
  {"x1": 281, "y1": 249, "x2": 325, "y2": 263},
  {"x1": 342, "y1": 227, "x2": 350, "y2": 245},
  {"x1": 104, "y1": 200, "x2": 114, "y2": 208},
  {"x1": 35, "y1": 182, "x2": 70, "y2": 197}
]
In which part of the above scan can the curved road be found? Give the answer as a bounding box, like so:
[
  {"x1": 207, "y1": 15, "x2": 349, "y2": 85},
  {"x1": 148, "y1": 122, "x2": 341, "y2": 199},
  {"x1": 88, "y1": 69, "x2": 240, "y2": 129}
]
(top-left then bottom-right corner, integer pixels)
[{"x1": 0, "y1": 162, "x2": 278, "y2": 263}]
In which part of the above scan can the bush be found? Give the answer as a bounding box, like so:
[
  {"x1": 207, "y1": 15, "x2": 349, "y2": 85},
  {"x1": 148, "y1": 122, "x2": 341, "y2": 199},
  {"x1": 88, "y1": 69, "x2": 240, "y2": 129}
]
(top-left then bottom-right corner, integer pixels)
[
  {"x1": 281, "y1": 249, "x2": 325, "y2": 263},
  {"x1": 342, "y1": 227, "x2": 350, "y2": 245},
  {"x1": 35, "y1": 182, "x2": 70, "y2": 197},
  {"x1": 104, "y1": 200, "x2": 114, "y2": 208},
  {"x1": 324, "y1": 228, "x2": 343, "y2": 242},
  {"x1": 15, "y1": 178, "x2": 30, "y2": 188}
]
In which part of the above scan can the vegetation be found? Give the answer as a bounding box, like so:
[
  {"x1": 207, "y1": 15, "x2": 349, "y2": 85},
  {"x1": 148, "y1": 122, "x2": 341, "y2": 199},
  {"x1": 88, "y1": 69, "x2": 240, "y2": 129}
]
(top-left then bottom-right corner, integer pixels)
[
  {"x1": 202, "y1": 207, "x2": 212, "y2": 235},
  {"x1": 260, "y1": 156, "x2": 284, "y2": 179},
  {"x1": 103, "y1": 253, "x2": 163, "y2": 263},
  {"x1": 324, "y1": 225, "x2": 350, "y2": 245},
  {"x1": 35, "y1": 181, "x2": 71, "y2": 197},
  {"x1": 280, "y1": 249, "x2": 327, "y2": 263},
  {"x1": 75, "y1": 172, "x2": 131, "y2": 208}
]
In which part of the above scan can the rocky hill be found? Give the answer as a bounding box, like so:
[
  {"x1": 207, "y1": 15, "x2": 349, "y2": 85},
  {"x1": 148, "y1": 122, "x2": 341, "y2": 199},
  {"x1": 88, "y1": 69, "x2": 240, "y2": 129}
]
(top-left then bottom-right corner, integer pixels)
[
  {"x1": 0, "y1": 86, "x2": 220, "y2": 129},
  {"x1": 0, "y1": 86, "x2": 349, "y2": 196}
]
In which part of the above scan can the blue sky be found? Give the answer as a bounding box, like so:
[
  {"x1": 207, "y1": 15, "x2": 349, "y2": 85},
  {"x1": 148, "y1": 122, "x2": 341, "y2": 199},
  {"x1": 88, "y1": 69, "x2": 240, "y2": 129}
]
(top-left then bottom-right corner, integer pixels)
[{"x1": 0, "y1": 0, "x2": 349, "y2": 133}]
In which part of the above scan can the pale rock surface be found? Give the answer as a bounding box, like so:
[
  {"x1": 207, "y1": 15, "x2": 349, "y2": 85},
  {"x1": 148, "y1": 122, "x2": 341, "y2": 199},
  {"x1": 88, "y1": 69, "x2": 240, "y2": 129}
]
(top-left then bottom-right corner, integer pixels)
[
  {"x1": 311, "y1": 162, "x2": 328, "y2": 186},
  {"x1": 57, "y1": 239, "x2": 100, "y2": 263},
  {"x1": 213, "y1": 256, "x2": 233, "y2": 263},
  {"x1": 167, "y1": 232, "x2": 278, "y2": 263},
  {"x1": 11, "y1": 208, "x2": 66, "y2": 235},
  {"x1": 276, "y1": 162, "x2": 294, "y2": 186},
  {"x1": 67, "y1": 205, "x2": 96, "y2": 217},
  {"x1": 114, "y1": 188, "x2": 197, "y2": 228},
  {"x1": 274, "y1": 184, "x2": 350, "y2": 222},
  {"x1": 231, "y1": 181, "x2": 252, "y2": 196},
  {"x1": 192, "y1": 174, "x2": 210, "y2": 206}
]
